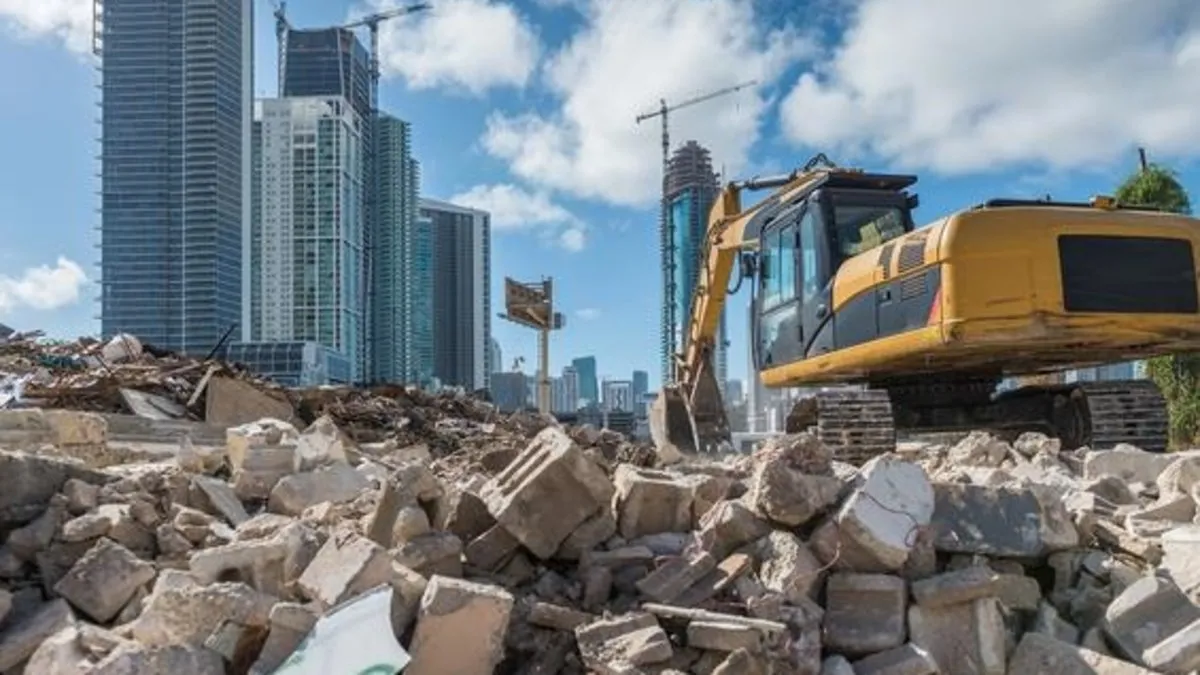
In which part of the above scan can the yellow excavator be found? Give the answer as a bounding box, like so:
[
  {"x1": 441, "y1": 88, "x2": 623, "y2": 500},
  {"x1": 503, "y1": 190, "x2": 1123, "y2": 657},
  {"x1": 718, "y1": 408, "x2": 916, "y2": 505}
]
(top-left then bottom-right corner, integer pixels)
[{"x1": 651, "y1": 155, "x2": 1200, "y2": 463}]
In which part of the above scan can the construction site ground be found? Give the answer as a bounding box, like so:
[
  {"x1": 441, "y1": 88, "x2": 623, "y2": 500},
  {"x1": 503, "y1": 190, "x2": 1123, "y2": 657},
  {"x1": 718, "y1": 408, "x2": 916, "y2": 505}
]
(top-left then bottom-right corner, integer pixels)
[{"x1": 2, "y1": 332, "x2": 1200, "y2": 673}]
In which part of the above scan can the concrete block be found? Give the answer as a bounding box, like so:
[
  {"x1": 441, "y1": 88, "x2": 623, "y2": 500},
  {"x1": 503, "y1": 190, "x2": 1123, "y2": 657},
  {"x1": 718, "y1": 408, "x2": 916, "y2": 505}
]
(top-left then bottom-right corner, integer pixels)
[
  {"x1": 188, "y1": 537, "x2": 288, "y2": 588},
  {"x1": 0, "y1": 599, "x2": 74, "y2": 671},
  {"x1": 44, "y1": 410, "x2": 108, "y2": 447},
  {"x1": 297, "y1": 532, "x2": 393, "y2": 609},
  {"x1": 822, "y1": 573, "x2": 907, "y2": 655},
  {"x1": 835, "y1": 457, "x2": 934, "y2": 570},
  {"x1": 268, "y1": 462, "x2": 370, "y2": 516},
  {"x1": 930, "y1": 483, "x2": 1078, "y2": 557},
  {"x1": 695, "y1": 499, "x2": 772, "y2": 559},
  {"x1": 575, "y1": 613, "x2": 673, "y2": 673},
  {"x1": 1160, "y1": 524, "x2": 1200, "y2": 596},
  {"x1": 406, "y1": 575, "x2": 514, "y2": 675},
  {"x1": 432, "y1": 483, "x2": 495, "y2": 543},
  {"x1": 527, "y1": 602, "x2": 595, "y2": 632},
  {"x1": 758, "y1": 530, "x2": 823, "y2": 604},
  {"x1": 555, "y1": 508, "x2": 617, "y2": 560},
  {"x1": 393, "y1": 531, "x2": 464, "y2": 578},
  {"x1": 851, "y1": 642, "x2": 938, "y2": 675},
  {"x1": 1083, "y1": 446, "x2": 1179, "y2": 483},
  {"x1": 1008, "y1": 633, "x2": 1160, "y2": 675},
  {"x1": 688, "y1": 620, "x2": 764, "y2": 652},
  {"x1": 1105, "y1": 576, "x2": 1200, "y2": 664},
  {"x1": 191, "y1": 476, "x2": 250, "y2": 526},
  {"x1": 908, "y1": 597, "x2": 1007, "y2": 675},
  {"x1": 480, "y1": 426, "x2": 614, "y2": 559},
  {"x1": 294, "y1": 414, "x2": 352, "y2": 471},
  {"x1": 612, "y1": 465, "x2": 695, "y2": 539},
  {"x1": 749, "y1": 457, "x2": 845, "y2": 527},
  {"x1": 248, "y1": 603, "x2": 318, "y2": 675},
  {"x1": 911, "y1": 566, "x2": 1000, "y2": 608},
  {"x1": 1142, "y1": 616, "x2": 1200, "y2": 672},
  {"x1": 54, "y1": 538, "x2": 156, "y2": 623},
  {"x1": 464, "y1": 523, "x2": 519, "y2": 571},
  {"x1": 636, "y1": 552, "x2": 717, "y2": 603}
]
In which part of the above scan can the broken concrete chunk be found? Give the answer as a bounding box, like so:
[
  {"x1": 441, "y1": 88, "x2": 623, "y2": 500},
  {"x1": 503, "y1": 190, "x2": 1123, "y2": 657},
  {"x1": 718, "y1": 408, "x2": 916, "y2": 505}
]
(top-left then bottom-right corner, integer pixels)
[
  {"x1": 695, "y1": 499, "x2": 772, "y2": 559},
  {"x1": 406, "y1": 575, "x2": 514, "y2": 675},
  {"x1": 930, "y1": 482, "x2": 1078, "y2": 557},
  {"x1": 947, "y1": 431, "x2": 1010, "y2": 467},
  {"x1": 612, "y1": 464, "x2": 695, "y2": 538},
  {"x1": 268, "y1": 462, "x2": 370, "y2": 516},
  {"x1": 1104, "y1": 575, "x2": 1200, "y2": 664},
  {"x1": 911, "y1": 565, "x2": 1000, "y2": 608},
  {"x1": 851, "y1": 642, "x2": 939, "y2": 675},
  {"x1": 465, "y1": 523, "x2": 520, "y2": 571},
  {"x1": 908, "y1": 597, "x2": 1007, "y2": 675},
  {"x1": 822, "y1": 573, "x2": 908, "y2": 656},
  {"x1": 835, "y1": 457, "x2": 934, "y2": 570},
  {"x1": 92, "y1": 643, "x2": 226, "y2": 674},
  {"x1": 1082, "y1": 446, "x2": 1177, "y2": 484},
  {"x1": 820, "y1": 654, "x2": 856, "y2": 675},
  {"x1": 636, "y1": 552, "x2": 717, "y2": 603},
  {"x1": 555, "y1": 508, "x2": 617, "y2": 560},
  {"x1": 0, "y1": 599, "x2": 74, "y2": 671},
  {"x1": 758, "y1": 530, "x2": 823, "y2": 604},
  {"x1": 191, "y1": 476, "x2": 250, "y2": 526},
  {"x1": 393, "y1": 531, "x2": 464, "y2": 578},
  {"x1": 575, "y1": 613, "x2": 674, "y2": 673},
  {"x1": 129, "y1": 571, "x2": 274, "y2": 648},
  {"x1": 688, "y1": 620, "x2": 764, "y2": 653},
  {"x1": 527, "y1": 601, "x2": 594, "y2": 632},
  {"x1": 480, "y1": 426, "x2": 615, "y2": 559},
  {"x1": 1142, "y1": 616, "x2": 1200, "y2": 672},
  {"x1": 54, "y1": 537, "x2": 156, "y2": 623},
  {"x1": 294, "y1": 414, "x2": 352, "y2": 471},
  {"x1": 748, "y1": 456, "x2": 845, "y2": 527},
  {"x1": 297, "y1": 532, "x2": 393, "y2": 610},
  {"x1": 1008, "y1": 633, "x2": 1159, "y2": 675}
]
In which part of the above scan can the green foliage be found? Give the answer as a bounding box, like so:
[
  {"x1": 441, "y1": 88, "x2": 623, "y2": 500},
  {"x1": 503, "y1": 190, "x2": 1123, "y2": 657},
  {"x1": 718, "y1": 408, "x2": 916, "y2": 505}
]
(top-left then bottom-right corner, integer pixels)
[
  {"x1": 1118, "y1": 160, "x2": 1196, "y2": 445},
  {"x1": 1115, "y1": 164, "x2": 1192, "y2": 215}
]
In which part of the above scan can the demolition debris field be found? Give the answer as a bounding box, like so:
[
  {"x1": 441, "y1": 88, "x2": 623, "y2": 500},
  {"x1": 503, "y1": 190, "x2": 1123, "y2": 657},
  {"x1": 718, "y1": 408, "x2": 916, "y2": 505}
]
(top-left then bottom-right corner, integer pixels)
[{"x1": 1, "y1": 331, "x2": 1200, "y2": 673}]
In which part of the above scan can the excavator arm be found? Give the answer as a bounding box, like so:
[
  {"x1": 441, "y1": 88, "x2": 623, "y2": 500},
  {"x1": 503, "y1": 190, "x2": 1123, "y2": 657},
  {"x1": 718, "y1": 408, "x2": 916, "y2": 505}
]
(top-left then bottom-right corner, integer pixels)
[{"x1": 651, "y1": 161, "x2": 835, "y2": 459}]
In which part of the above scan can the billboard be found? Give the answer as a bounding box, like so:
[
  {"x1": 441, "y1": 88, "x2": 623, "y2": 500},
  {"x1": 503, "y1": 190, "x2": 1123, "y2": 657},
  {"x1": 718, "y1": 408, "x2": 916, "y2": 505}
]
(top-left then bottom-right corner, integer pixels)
[{"x1": 502, "y1": 277, "x2": 553, "y2": 330}]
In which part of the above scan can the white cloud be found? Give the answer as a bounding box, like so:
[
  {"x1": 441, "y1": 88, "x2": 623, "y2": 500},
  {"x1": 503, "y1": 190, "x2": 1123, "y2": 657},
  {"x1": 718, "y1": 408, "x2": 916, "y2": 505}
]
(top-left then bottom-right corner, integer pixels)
[
  {"x1": 0, "y1": 257, "x2": 88, "y2": 314},
  {"x1": 780, "y1": 0, "x2": 1200, "y2": 175},
  {"x1": 0, "y1": 0, "x2": 92, "y2": 54},
  {"x1": 449, "y1": 183, "x2": 586, "y2": 252},
  {"x1": 368, "y1": 0, "x2": 540, "y2": 95},
  {"x1": 482, "y1": 0, "x2": 813, "y2": 207},
  {"x1": 575, "y1": 307, "x2": 601, "y2": 320}
]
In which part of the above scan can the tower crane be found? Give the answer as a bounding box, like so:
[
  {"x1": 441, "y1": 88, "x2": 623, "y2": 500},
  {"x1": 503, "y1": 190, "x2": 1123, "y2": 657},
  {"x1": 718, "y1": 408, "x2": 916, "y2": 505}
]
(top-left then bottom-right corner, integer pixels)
[{"x1": 635, "y1": 80, "x2": 757, "y2": 383}]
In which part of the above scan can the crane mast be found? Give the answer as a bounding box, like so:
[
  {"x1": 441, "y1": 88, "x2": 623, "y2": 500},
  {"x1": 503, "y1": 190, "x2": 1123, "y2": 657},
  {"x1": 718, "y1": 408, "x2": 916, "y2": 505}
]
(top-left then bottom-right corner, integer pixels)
[{"x1": 635, "y1": 80, "x2": 757, "y2": 385}]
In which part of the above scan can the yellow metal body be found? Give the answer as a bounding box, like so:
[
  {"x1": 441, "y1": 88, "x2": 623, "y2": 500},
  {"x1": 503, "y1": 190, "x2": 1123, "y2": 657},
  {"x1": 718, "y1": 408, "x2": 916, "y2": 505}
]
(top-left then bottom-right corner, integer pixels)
[{"x1": 759, "y1": 205, "x2": 1200, "y2": 388}]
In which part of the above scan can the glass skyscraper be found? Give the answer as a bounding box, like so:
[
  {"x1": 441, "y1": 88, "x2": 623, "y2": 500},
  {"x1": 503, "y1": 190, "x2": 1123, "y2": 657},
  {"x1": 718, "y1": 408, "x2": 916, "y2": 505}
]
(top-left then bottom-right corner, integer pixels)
[
  {"x1": 373, "y1": 114, "x2": 429, "y2": 385},
  {"x1": 572, "y1": 356, "x2": 599, "y2": 406},
  {"x1": 99, "y1": 0, "x2": 254, "y2": 355}
]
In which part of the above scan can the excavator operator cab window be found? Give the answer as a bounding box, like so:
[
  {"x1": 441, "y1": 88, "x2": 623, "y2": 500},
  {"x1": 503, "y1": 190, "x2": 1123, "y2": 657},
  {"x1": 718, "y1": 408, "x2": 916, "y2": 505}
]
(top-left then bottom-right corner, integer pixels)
[{"x1": 826, "y1": 191, "x2": 913, "y2": 264}]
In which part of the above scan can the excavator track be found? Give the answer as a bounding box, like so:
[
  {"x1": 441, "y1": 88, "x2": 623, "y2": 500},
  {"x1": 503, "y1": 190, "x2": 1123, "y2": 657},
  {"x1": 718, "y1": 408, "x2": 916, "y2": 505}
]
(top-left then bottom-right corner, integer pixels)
[
  {"x1": 786, "y1": 388, "x2": 897, "y2": 465},
  {"x1": 1073, "y1": 380, "x2": 1168, "y2": 453}
]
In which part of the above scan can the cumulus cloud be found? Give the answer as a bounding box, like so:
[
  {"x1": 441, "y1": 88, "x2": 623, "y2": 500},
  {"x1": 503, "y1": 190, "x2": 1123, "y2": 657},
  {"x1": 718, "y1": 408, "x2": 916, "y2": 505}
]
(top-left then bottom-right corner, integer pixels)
[
  {"x1": 482, "y1": 0, "x2": 813, "y2": 207},
  {"x1": 0, "y1": 0, "x2": 92, "y2": 54},
  {"x1": 575, "y1": 307, "x2": 601, "y2": 320},
  {"x1": 780, "y1": 0, "x2": 1200, "y2": 174},
  {"x1": 0, "y1": 257, "x2": 88, "y2": 314},
  {"x1": 449, "y1": 183, "x2": 586, "y2": 252},
  {"x1": 368, "y1": 0, "x2": 541, "y2": 95}
]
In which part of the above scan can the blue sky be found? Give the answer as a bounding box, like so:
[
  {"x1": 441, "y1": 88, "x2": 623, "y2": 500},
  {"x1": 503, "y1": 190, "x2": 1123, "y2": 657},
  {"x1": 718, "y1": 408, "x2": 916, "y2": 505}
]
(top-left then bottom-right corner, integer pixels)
[{"x1": 2, "y1": 0, "x2": 1200, "y2": 390}]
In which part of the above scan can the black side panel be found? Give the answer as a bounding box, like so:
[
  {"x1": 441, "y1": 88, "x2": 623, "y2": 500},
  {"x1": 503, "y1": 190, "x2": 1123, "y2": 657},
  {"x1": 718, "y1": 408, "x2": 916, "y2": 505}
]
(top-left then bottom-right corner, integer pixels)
[
  {"x1": 1058, "y1": 235, "x2": 1198, "y2": 314},
  {"x1": 878, "y1": 265, "x2": 941, "y2": 337},
  {"x1": 833, "y1": 288, "x2": 878, "y2": 350},
  {"x1": 831, "y1": 265, "x2": 941, "y2": 352}
]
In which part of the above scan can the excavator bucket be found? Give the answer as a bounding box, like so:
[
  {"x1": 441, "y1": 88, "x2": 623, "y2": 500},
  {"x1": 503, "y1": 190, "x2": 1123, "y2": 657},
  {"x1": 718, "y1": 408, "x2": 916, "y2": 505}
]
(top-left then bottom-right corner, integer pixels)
[{"x1": 649, "y1": 384, "x2": 698, "y2": 464}]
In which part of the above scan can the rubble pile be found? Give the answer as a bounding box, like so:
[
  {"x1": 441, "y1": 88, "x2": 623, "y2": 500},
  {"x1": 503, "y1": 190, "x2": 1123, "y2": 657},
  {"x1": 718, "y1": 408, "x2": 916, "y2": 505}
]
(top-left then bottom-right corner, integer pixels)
[{"x1": 3, "y1": 404, "x2": 1200, "y2": 675}]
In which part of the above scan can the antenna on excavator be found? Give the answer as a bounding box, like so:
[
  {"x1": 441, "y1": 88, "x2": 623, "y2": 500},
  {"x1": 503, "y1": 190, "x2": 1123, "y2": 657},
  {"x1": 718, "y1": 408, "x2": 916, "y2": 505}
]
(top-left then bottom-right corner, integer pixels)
[{"x1": 635, "y1": 80, "x2": 757, "y2": 384}]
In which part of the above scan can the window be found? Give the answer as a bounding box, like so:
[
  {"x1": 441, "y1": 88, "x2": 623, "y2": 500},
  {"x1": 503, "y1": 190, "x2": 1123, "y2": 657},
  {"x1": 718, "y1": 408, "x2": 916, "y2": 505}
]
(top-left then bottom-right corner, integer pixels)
[
  {"x1": 799, "y1": 209, "x2": 820, "y2": 302},
  {"x1": 761, "y1": 222, "x2": 797, "y2": 310},
  {"x1": 832, "y1": 204, "x2": 907, "y2": 259}
]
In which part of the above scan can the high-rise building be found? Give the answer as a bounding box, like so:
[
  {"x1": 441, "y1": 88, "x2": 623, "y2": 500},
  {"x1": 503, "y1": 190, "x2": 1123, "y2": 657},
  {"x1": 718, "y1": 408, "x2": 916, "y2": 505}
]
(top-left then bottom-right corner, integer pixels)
[
  {"x1": 490, "y1": 372, "x2": 527, "y2": 413},
  {"x1": 99, "y1": 0, "x2": 253, "y2": 355},
  {"x1": 372, "y1": 114, "x2": 428, "y2": 385},
  {"x1": 662, "y1": 141, "x2": 727, "y2": 390},
  {"x1": 726, "y1": 379, "x2": 744, "y2": 405},
  {"x1": 632, "y1": 370, "x2": 649, "y2": 418},
  {"x1": 419, "y1": 198, "x2": 491, "y2": 391},
  {"x1": 280, "y1": 27, "x2": 374, "y2": 380},
  {"x1": 572, "y1": 356, "x2": 598, "y2": 405},
  {"x1": 602, "y1": 379, "x2": 635, "y2": 413},
  {"x1": 245, "y1": 96, "x2": 364, "y2": 382},
  {"x1": 558, "y1": 365, "x2": 580, "y2": 413}
]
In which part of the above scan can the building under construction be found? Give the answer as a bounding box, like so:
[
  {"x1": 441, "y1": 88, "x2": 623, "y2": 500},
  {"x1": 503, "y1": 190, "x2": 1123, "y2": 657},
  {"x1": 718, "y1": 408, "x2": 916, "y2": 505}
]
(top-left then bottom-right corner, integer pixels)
[{"x1": 661, "y1": 140, "x2": 727, "y2": 393}]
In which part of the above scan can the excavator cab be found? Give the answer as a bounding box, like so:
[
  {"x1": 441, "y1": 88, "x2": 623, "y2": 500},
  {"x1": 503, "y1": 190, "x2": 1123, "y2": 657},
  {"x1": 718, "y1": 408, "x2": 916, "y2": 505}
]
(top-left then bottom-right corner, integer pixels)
[{"x1": 752, "y1": 178, "x2": 919, "y2": 374}]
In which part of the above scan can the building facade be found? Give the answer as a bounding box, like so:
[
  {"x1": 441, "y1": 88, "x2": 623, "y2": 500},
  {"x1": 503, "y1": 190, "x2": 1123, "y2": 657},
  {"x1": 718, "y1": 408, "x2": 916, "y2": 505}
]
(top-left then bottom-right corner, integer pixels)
[
  {"x1": 489, "y1": 337, "x2": 503, "y2": 376},
  {"x1": 663, "y1": 141, "x2": 727, "y2": 391},
  {"x1": 572, "y1": 356, "x2": 599, "y2": 406},
  {"x1": 372, "y1": 114, "x2": 428, "y2": 385},
  {"x1": 602, "y1": 379, "x2": 635, "y2": 413},
  {"x1": 99, "y1": 0, "x2": 253, "y2": 355},
  {"x1": 250, "y1": 96, "x2": 365, "y2": 381},
  {"x1": 632, "y1": 370, "x2": 649, "y2": 418},
  {"x1": 490, "y1": 372, "x2": 527, "y2": 413},
  {"x1": 418, "y1": 198, "x2": 492, "y2": 391},
  {"x1": 281, "y1": 27, "x2": 374, "y2": 380}
]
